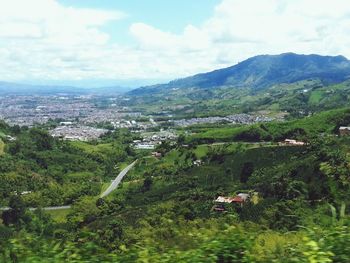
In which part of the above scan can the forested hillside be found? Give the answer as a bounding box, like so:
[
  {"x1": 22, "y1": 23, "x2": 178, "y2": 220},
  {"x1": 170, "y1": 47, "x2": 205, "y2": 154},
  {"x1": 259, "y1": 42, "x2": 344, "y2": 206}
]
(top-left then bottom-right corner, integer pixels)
[
  {"x1": 126, "y1": 54, "x2": 350, "y2": 117},
  {"x1": 130, "y1": 53, "x2": 350, "y2": 95},
  {"x1": 0, "y1": 122, "x2": 136, "y2": 207},
  {"x1": 1, "y1": 109, "x2": 350, "y2": 262}
]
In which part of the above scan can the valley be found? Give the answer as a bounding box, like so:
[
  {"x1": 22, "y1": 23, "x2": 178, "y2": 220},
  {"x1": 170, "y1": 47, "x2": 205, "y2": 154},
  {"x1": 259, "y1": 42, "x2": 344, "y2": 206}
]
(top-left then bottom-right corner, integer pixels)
[
  {"x1": 1, "y1": 53, "x2": 350, "y2": 262},
  {"x1": 2, "y1": 0, "x2": 350, "y2": 260}
]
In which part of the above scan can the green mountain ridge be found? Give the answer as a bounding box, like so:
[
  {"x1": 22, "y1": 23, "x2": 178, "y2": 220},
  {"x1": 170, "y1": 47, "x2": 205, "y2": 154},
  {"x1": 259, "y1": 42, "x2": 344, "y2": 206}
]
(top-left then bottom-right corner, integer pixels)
[
  {"x1": 125, "y1": 54, "x2": 350, "y2": 117},
  {"x1": 129, "y1": 53, "x2": 350, "y2": 96}
]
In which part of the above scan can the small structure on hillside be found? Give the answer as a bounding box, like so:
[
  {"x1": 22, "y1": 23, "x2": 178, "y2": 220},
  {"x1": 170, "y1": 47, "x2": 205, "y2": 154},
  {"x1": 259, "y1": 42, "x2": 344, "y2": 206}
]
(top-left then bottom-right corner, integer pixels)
[
  {"x1": 135, "y1": 143, "x2": 156, "y2": 150},
  {"x1": 237, "y1": 193, "x2": 250, "y2": 202},
  {"x1": 339, "y1": 127, "x2": 350, "y2": 136},
  {"x1": 193, "y1": 160, "x2": 203, "y2": 167},
  {"x1": 151, "y1": 152, "x2": 162, "y2": 158},
  {"x1": 59, "y1": 121, "x2": 73, "y2": 126},
  {"x1": 212, "y1": 193, "x2": 250, "y2": 211},
  {"x1": 14, "y1": 191, "x2": 32, "y2": 196},
  {"x1": 215, "y1": 196, "x2": 236, "y2": 203},
  {"x1": 5, "y1": 135, "x2": 16, "y2": 142},
  {"x1": 279, "y1": 139, "x2": 306, "y2": 146}
]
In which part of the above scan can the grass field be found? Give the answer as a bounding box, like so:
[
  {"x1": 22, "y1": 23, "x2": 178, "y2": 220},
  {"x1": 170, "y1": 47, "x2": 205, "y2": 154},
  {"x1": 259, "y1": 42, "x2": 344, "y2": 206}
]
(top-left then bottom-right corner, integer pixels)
[
  {"x1": 70, "y1": 141, "x2": 114, "y2": 154},
  {"x1": 0, "y1": 139, "x2": 4, "y2": 155},
  {"x1": 309, "y1": 90, "x2": 323, "y2": 104},
  {"x1": 46, "y1": 208, "x2": 71, "y2": 223},
  {"x1": 193, "y1": 145, "x2": 209, "y2": 158}
]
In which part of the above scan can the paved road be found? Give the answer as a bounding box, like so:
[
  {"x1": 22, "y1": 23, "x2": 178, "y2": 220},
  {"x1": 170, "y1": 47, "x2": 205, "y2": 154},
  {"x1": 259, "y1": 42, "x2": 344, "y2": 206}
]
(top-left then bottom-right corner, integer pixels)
[
  {"x1": 0, "y1": 160, "x2": 137, "y2": 211},
  {"x1": 31, "y1": 206, "x2": 71, "y2": 211},
  {"x1": 100, "y1": 160, "x2": 137, "y2": 198},
  {"x1": 0, "y1": 205, "x2": 71, "y2": 211},
  {"x1": 210, "y1": 141, "x2": 272, "y2": 146}
]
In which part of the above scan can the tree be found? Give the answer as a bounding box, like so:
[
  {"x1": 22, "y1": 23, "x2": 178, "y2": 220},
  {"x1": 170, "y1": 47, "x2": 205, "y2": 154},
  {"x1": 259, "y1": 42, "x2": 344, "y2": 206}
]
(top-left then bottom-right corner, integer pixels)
[
  {"x1": 177, "y1": 134, "x2": 186, "y2": 146},
  {"x1": 98, "y1": 220, "x2": 125, "y2": 250},
  {"x1": 240, "y1": 162, "x2": 254, "y2": 183},
  {"x1": 67, "y1": 197, "x2": 100, "y2": 227},
  {"x1": 2, "y1": 195, "x2": 29, "y2": 227},
  {"x1": 29, "y1": 128, "x2": 54, "y2": 151},
  {"x1": 143, "y1": 177, "x2": 153, "y2": 192}
]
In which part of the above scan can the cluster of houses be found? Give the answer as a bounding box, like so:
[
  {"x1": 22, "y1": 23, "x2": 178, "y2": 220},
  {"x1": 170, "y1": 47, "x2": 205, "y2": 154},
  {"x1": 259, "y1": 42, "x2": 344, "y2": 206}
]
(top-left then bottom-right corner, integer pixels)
[
  {"x1": 132, "y1": 130, "x2": 178, "y2": 150},
  {"x1": 173, "y1": 114, "x2": 274, "y2": 127},
  {"x1": 50, "y1": 125, "x2": 108, "y2": 141}
]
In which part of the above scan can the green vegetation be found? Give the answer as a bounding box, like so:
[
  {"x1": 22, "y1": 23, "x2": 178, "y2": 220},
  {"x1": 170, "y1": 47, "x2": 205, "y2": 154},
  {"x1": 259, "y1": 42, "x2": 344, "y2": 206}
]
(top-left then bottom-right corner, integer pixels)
[
  {"x1": 188, "y1": 107, "x2": 350, "y2": 143},
  {"x1": 70, "y1": 141, "x2": 114, "y2": 155},
  {"x1": 1, "y1": 109, "x2": 350, "y2": 262},
  {"x1": 127, "y1": 78, "x2": 350, "y2": 119},
  {"x1": 0, "y1": 138, "x2": 4, "y2": 155},
  {"x1": 127, "y1": 54, "x2": 350, "y2": 118},
  {"x1": 0, "y1": 126, "x2": 136, "y2": 207},
  {"x1": 46, "y1": 208, "x2": 70, "y2": 223}
]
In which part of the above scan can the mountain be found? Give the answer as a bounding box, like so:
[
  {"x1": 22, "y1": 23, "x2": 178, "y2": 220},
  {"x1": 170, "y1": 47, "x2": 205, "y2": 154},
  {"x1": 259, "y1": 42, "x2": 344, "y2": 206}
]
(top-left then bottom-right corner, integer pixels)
[
  {"x1": 0, "y1": 81, "x2": 89, "y2": 95},
  {"x1": 129, "y1": 53, "x2": 350, "y2": 95},
  {"x1": 90, "y1": 86, "x2": 133, "y2": 95},
  {"x1": 0, "y1": 82, "x2": 130, "y2": 95}
]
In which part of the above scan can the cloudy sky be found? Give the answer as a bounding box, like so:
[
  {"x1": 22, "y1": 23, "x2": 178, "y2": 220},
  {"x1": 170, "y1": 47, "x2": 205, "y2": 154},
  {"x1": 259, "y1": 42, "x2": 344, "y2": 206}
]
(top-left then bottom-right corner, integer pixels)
[{"x1": 1, "y1": 0, "x2": 350, "y2": 87}]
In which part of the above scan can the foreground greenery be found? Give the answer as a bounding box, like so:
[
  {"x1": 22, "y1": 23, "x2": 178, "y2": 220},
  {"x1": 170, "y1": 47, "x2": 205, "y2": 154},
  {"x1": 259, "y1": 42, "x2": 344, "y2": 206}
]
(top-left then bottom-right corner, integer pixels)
[
  {"x1": 0, "y1": 124, "x2": 136, "y2": 207},
  {"x1": 1, "y1": 108, "x2": 350, "y2": 262}
]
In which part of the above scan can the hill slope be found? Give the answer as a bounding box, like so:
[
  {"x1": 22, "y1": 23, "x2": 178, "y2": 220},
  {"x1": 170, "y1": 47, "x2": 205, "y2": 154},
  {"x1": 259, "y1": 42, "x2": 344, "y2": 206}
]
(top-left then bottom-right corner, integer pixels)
[{"x1": 129, "y1": 53, "x2": 350, "y2": 95}]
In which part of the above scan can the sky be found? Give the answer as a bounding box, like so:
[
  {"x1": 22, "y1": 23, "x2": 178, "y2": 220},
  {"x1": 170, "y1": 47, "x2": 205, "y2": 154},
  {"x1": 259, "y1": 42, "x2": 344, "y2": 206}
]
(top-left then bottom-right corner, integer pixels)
[{"x1": 1, "y1": 0, "x2": 350, "y2": 88}]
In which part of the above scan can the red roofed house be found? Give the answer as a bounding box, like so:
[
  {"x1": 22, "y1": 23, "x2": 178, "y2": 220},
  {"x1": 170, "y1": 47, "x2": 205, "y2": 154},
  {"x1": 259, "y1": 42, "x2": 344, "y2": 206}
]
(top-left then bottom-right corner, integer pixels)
[
  {"x1": 232, "y1": 196, "x2": 244, "y2": 203},
  {"x1": 213, "y1": 193, "x2": 250, "y2": 210}
]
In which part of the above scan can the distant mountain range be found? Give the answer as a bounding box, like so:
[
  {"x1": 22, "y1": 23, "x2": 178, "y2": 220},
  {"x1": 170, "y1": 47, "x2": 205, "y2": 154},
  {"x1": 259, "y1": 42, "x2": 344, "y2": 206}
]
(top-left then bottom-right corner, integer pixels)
[
  {"x1": 0, "y1": 82, "x2": 84, "y2": 95},
  {"x1": 0, "y1": 82, "x2": 131, "y2": 95},
  {"x1": 2, "y1": 52, "x2": 350, "y2": 101},
  {"x1": 129, "y1": 53, "x2": 350, "y2": 95}
]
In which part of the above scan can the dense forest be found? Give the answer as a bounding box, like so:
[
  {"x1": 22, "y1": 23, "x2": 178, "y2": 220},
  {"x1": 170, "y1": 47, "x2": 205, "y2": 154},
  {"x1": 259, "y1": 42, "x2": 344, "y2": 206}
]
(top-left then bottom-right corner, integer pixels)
[{"x1": 1, "y1": 108, "x2": 350, "y2": 262}]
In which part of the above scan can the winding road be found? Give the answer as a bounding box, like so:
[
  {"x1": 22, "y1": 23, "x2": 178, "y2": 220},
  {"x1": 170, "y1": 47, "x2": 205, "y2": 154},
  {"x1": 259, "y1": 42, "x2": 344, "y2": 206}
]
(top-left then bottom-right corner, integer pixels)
[
  {"x1": 100, "y1": 160, "x2": 137, "y2": 198},
  {"x1": 0, "y1": 160, "x2": 137, "y2": 211}
]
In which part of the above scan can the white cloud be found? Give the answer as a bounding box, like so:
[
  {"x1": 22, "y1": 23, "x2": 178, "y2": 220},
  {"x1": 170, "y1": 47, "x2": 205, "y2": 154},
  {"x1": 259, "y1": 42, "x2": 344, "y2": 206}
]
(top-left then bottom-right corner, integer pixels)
[
  {"x1": 1, "y1": 0, "x2": 350, "y2": 84},
  {"x1": 195, "y1": 0, "x2": 350, "y2": 65},
  {"x1": 0, "y1": 0, "x2": 125, "y2": 81},
  {"x1": 120, "y1": 0, "x2": 350, "y2": 81}
]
